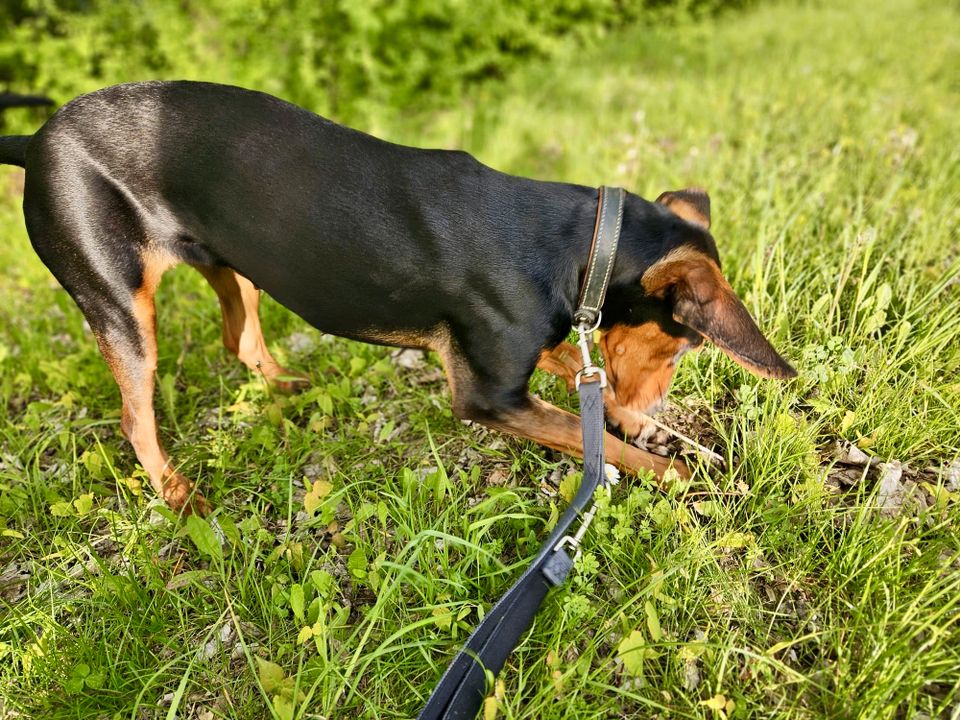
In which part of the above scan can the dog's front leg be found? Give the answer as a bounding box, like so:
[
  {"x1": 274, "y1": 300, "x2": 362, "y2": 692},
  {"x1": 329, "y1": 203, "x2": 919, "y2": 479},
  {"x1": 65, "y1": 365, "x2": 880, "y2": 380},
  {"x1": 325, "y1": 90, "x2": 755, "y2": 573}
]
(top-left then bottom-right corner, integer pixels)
[
  {"x1": 536, "y1": 343, "x2": 582, "y2": 391},
  {"x1": 481, "y1": 394, "x2": 689, "y2": 481},
  {"x1": 538, "y1": 342, "x2": 659, "y2": 442}
]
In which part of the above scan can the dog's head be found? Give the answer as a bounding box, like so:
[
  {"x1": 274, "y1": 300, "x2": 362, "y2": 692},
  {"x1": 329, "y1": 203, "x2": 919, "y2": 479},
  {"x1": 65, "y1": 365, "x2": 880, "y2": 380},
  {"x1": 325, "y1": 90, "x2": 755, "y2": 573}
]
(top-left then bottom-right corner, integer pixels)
[{"x1": 600, "y1": 188, "x2": 796, "y2": 438}]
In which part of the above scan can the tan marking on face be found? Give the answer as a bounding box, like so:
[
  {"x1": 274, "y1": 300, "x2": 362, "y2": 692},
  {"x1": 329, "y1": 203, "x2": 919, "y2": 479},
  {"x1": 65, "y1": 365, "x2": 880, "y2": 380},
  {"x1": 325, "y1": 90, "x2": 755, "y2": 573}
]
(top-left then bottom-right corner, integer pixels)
[{"x1": 599, "y1": 322, "x2": 691, "y2": 437}]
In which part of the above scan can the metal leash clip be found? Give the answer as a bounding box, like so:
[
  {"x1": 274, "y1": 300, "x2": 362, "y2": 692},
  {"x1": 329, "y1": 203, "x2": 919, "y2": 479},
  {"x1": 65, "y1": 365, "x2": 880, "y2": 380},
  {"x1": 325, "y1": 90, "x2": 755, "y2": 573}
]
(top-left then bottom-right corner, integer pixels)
[
  {"x1": 552, "y1": 499, "x2": 601, "y2": 562},
  {"x1": 573, "y1": 312, "x2": 606, "y2": 389},
  {"x1": 552, "y1": 464, "x2": 617, "y2": 561},
  {"x1": 542, "y1": 465, "x2": 617, "y2": 587}
]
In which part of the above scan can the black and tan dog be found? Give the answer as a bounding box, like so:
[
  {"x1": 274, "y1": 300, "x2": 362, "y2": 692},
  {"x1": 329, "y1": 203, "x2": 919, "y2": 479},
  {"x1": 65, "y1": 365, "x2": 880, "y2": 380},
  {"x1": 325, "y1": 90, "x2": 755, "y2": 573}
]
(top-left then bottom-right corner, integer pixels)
[{"x1": 0, "y1": 81, "x2": 795, "y2": 515}]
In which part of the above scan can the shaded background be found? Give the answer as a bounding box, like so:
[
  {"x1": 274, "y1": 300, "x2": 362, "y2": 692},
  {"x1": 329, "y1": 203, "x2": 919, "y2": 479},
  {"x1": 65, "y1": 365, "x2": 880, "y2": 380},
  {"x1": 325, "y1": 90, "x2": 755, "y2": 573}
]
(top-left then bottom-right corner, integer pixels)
[{"x1": 0, "y1": 0, "x2": 751, "y2": 130}]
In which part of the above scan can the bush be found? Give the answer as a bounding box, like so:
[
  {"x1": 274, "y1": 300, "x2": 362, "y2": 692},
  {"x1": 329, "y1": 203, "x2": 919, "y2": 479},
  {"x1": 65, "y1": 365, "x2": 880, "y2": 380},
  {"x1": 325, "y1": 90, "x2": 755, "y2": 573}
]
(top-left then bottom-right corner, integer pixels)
[{"x1": 0, "y1": 0, "x2": 751, "y2": 124}]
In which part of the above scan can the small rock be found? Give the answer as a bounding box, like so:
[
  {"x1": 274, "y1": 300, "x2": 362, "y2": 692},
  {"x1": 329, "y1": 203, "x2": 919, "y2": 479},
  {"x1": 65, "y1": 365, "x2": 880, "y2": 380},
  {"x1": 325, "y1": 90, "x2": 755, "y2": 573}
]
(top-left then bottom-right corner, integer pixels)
[
  {"x1": 836, "y1": 467, "x2": 864, "y2": 487},
  {"x1": 232, "y1": 642, "x2": 257, "y2": 660},
  {"x1": 487, "y1": 468, "x2": 511, "y2": 486},
  {"x1": 302, "y1": 463, "x2": 323, "y2": 480},
  {"x1": 683, "y1": 659, "x2": 701, "y2": 691},
  {"x1": 539, "y1": 482, "x2": 557, "y2": 498},
  {"x1": 840, "y1": 443, "x2": 872, "y2": 466},
  {"x1": 824, "y1": 474, "x2": 842, "y2": 493},
  {"x1": 945, "y1": 460, "x2": 960, "y2": 492},
  {"x1": 877, "y1": 461, "x2": 905, "y2": 515},
  {"x1": 285, "y1": 331, "x2": 318, "y2": 354},
  {"x1": 392, "y1": 348, "x2": 426, "y2": 370},
  {"x1": 197, "y1": 622, "x2": 236, "y2": 662}
]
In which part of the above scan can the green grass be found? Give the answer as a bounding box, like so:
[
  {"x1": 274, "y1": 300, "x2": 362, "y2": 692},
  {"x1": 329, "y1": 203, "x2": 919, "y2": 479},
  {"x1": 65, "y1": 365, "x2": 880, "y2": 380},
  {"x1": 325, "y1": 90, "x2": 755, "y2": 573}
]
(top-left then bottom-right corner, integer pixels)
[{"x1": 2, "y1": 0, "x2": 960, "y2": 717}]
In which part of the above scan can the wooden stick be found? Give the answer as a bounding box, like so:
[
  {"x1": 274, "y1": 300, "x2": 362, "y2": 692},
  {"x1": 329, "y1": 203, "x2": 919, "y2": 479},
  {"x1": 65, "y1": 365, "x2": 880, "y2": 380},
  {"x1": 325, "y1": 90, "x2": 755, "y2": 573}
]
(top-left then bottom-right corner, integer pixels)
[{"x1": 637, "y1": 412, "x2": 726, "y2": 466}]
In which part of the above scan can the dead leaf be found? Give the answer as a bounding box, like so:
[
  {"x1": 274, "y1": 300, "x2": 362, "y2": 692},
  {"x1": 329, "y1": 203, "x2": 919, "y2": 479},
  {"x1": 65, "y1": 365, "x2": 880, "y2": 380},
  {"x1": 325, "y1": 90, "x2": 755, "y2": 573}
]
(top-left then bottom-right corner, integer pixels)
[
  {"x1": 878, "y1": 461, "x2": 907, "y2": 516},
  {"x1": 945, "y1": 460, "x2": 960, "y2": 492},
  {"x1": 837, "y1": 442, "x2": 875, "y2": 466}
]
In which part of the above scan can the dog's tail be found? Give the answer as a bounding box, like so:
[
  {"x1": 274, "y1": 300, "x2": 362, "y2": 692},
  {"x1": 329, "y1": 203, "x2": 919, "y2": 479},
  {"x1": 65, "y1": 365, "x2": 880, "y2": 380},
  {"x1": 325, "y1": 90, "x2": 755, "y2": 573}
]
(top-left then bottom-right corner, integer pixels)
[
  {"x1": 0, "y1": 136, "x2": 31, "y2": 168},
  {"x1": 0, "y1": 92, "x2": 54, "y2": 111}
]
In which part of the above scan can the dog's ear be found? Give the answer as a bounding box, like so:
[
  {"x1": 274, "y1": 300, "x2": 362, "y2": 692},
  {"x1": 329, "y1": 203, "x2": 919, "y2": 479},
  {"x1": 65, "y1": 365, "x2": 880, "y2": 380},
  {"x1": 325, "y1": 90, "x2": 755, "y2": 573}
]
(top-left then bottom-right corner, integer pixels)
[
  {"x1": 656, "y1": 188, "x2": 711, "y2": 230},
  {"x1": 643, "y1": 249, "x2": 797, "y2": 379}
]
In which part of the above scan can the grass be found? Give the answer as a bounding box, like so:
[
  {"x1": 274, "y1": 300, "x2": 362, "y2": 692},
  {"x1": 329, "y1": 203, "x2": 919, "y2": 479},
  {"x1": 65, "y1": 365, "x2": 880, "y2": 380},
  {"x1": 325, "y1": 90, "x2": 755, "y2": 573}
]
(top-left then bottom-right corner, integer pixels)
[{"x1": 1, "y1": 0, "x2": 959, "y2": 717}]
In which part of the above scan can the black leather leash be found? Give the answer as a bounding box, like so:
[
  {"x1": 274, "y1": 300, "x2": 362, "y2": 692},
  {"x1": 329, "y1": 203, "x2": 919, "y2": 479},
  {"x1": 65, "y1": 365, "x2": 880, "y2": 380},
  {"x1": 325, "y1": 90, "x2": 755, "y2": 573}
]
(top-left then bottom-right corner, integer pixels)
[{"x1": 417, "y1": 186, "x2": 625, "y2": 720}]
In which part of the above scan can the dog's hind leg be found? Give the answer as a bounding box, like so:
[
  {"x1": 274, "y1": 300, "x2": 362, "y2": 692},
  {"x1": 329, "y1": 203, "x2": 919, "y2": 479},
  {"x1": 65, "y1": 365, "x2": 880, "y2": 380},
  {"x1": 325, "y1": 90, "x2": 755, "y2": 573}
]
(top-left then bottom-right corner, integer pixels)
[
  {"x1": 96, "y1": 258, "x2": 210, "y2": 515},
  {"x1": 196, "y1": 266, "x2": 309, "y2": 393},
  {"x1": 23, "y1": 166, "x2": 208, "y2": 514}
]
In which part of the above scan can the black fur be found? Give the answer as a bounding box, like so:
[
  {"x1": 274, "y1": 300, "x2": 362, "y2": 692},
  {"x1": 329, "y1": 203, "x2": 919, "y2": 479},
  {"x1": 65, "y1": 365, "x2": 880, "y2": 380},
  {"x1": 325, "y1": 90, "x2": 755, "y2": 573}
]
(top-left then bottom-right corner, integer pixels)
[
  {"x1": 0, "y1": 135, "x2": 29, "y2": 167},
  {"x1": 5, "y1": 81, "x2": 711, "y2": 417},
  {"x1": 0, "y1": 92, "x2": 54, "y2": 111}
]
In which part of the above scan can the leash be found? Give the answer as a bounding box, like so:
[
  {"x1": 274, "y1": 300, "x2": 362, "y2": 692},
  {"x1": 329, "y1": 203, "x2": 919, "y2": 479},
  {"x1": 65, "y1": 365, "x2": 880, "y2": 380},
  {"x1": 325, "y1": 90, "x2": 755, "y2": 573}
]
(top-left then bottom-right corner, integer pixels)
[{"x1": 417, "y1": 186, "x2": 624, "y2": 720}]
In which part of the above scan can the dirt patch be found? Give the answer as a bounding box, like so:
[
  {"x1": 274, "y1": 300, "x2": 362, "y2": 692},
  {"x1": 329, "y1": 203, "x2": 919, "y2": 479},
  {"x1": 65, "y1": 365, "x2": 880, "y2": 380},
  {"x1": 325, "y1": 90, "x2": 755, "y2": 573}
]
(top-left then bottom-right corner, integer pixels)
[{"x1": 824, "y1": 442, "x2": 955, "y2": 518}]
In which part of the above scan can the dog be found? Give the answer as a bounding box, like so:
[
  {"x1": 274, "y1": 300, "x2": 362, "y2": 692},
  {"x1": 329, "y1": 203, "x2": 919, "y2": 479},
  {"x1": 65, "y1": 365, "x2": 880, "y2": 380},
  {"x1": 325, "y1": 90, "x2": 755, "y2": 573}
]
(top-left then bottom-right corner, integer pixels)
[
  {"x1": 0, "y1": 81, "x2": 795, "y2": 515},
  {"x1": 0, "y1": 92, "x2": 55, "y2": 113}
]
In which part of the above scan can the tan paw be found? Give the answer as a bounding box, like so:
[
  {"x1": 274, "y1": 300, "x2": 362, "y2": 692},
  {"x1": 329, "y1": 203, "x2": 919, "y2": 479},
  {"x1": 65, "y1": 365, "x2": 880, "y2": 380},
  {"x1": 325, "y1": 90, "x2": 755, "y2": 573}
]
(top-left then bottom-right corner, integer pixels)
[
  {"x1": 162, "y1": 472, "x2": 211, "y2": 516},
  {"x1": 605, "y1": 403, "x2": 658, "y2": 442}
]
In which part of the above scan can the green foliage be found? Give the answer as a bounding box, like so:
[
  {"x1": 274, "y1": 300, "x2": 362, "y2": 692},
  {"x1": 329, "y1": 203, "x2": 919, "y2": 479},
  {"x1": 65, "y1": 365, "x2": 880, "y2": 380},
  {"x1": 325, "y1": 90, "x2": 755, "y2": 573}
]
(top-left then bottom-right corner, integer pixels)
[{"x1": 0, "y1": 0, "x2": 749, "y2": 125}]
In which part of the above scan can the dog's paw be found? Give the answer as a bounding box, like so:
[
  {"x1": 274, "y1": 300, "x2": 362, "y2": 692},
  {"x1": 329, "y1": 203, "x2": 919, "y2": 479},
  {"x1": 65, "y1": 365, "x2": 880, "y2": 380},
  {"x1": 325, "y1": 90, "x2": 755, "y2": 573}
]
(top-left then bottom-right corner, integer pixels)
[
  {"x1": 606, "y1": 404, "x2": 658, "y2": 443},
  {"x1": 272, "y1": 371, "x2": 311, "y2": 394},
  {"x1": 162, "y1": 473, "x2": 211, "y2": 516}
]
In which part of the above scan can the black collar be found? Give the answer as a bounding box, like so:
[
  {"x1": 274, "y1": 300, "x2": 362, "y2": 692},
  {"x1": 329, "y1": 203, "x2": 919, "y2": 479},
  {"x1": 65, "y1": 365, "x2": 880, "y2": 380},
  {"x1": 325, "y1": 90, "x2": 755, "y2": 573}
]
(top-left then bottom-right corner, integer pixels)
[{"x1": 574, "y1": 186, "x2": 624, "y2": 330}]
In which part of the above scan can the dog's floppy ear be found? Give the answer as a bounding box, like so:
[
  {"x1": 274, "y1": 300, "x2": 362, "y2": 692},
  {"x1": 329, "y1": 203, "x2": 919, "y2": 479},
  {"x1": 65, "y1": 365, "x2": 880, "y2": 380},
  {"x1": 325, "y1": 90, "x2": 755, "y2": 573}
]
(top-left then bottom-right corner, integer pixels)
[
  {"x1": 643, "y1": 249, "x2": 797, "y2": 379},
  {"x1": 656, "y1": 188, "x2": 711, "y2": 230}
]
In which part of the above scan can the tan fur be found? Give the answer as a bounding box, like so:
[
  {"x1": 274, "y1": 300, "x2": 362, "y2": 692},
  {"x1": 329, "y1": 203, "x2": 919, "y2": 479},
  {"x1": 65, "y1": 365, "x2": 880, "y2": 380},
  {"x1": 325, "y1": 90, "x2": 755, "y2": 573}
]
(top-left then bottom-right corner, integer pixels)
[
  {"x1": 536, "y1": 342, "x2": 582, "y2": 391},
  {"x1": 96, "y1": 250, "x2": 209, "y2": 515},
  {"x1": 599, "y1": 323, "x2": 688, "y2": 437},
  {"x1": 485, "y1": 395, "x2": 688, "y2": 480},
  {"x1": 657, "y1": 189, "x2": 711, "y2": 229},
  {"x1": 641, "y1": 245, "x2": 720, "y2": 297},
  {"x1": 198, "y1": 266, "x2": 308, "y2": 392}
]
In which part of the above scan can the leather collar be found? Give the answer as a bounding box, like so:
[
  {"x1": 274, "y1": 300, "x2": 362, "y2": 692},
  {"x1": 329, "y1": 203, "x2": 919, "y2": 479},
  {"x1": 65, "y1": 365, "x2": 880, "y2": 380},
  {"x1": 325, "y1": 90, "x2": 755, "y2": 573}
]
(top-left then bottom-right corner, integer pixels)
[{"x1": 574, "y1": 186, "x2": 624, "y2": 329}]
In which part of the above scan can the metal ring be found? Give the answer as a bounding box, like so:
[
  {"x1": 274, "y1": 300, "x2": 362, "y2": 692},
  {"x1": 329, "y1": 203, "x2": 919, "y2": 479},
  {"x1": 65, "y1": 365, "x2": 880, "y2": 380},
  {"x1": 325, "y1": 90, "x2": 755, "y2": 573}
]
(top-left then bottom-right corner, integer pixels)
[
  {"x1": 575, "y1": 311, "x2": 602, "y2": 336},
  {"x1": 575, "y1": 366, "x2": 607, "y2": 389}
]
